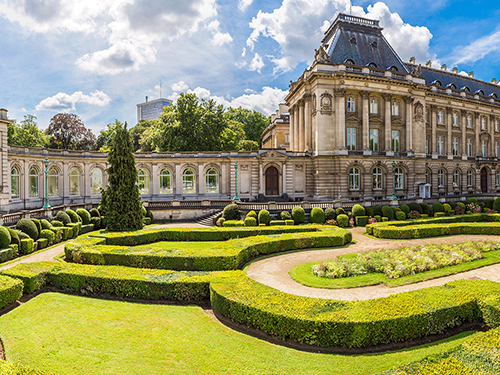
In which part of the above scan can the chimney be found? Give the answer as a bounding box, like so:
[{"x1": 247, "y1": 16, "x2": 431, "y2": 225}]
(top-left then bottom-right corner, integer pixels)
[
  {"x1": 452, "y1": 67, "x2": 458, "y2": 74},
  {"x1": 492, "y1": 79, "x2": 497, "y2": 84},
  {"x1": 441, "y1": 64, "x2": 447, "y2": 71},
  {"x1": 0, "y1": 108, "x2": 7, "y2": 120},
  {"x1": 468, "y1": 72, "x2": 474, "y2": 78},
  {"x1": 145, "y1": 96, "x2": 148, "y2": 102}
]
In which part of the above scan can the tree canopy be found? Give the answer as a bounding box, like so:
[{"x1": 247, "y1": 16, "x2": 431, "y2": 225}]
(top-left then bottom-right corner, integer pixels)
[
  {"x1": 8, "y1": 115, "x2": 50, "y2": 148},
  {"x1": 144, "y1": 93, "x2": 269, "y2": 152},
  {"x1": 45, "y1": 113, "x2": 96, "y2": 150},
  {"x1": 100, "y1": 121, "x2": 144, "y2": 231}
]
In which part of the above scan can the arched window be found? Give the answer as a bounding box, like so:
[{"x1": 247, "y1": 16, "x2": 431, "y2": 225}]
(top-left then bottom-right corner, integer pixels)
[
  {"x1": 160, "y1": 169, "x2": 173, "y2": 194},
  {"x1": 395, "y1": 167, "x2": 404, "y2": 189},
  {"x1": 349, "y1": 167, "x2": 360, "y2": 190},
  {"x1": 476, "y1": 90, "x2": 485, "y2": 95},
  {"x1": 425, "y1": 169, "x2": 431, "y2": 184},
  {"x1": 373, "y1": 167, "x2": 383, "y2": 189},
  {"x1": 467, "y1": 170, "x2": 474, "y2": 186},
  {"x1": 11, "y1": 166, "x2": 20, "y2": 199},
  {"x1": 182, "y1": 168, "x2": 196, "y2": 194},
  {"x1": 69, "y1": 168, "x2": 80, "y2": 196},
  {"x1": 137, "y1": 168, "x2": 150, "y2": 194},
  {"x1": 447, "y1": 83, "x2": 457, "y2": 90},
  {"x1": 453, "y1": 170, "x2": 460, "y2": 187},
  {"x1": 496, "y1": 170, "x2": 500, "y2": 186},
  {"x1": 29, "y1": 167, "x2": 38, "y2": 198},
  {"x1": 431, "y1": 80, "x2": 442, "y2": 87},
  {"x1": 368, "y1": 62, "x2": 377, "y2": 68},
  {"x1": 206, "y1": 168, "x2": 219, "y2": 193},
  {"x1": 90, "y1": 168, "x2": 103, "y2": 195},
  {"x1": 462, "y1": 86, "x2": 470, "y2": 92},
  {"x1": 438, "y1": 169, "x2": 445, "y2": 187},
  {"x1": 48, "y1": 168, "x2": 59, "y2": 197},
  {"x1": 389, "y1": 66, "x2": 398, "y2": 72}
]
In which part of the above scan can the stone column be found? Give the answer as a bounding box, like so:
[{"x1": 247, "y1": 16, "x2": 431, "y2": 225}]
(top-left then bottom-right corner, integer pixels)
[
  {"x1": 475, "y1": 113, "x2": 480, "y2": 156},
  {"x1": 304, "y1": 94, "x2": 311, "y2": 151},
  {"x1": 335, "y1": 89, "x2": 346, "y2": 150},
  {"x1": 289, "y1": 106, "x2": 295, "y2": 152},
  {"x1": 384, "y1": 94, "x2": 392, "y2": 151},
  {"x1": 447, "y1": 108, "x2": 453, "y2": 156},
  {"x1": 298, "y1": 99, "x2": 305, "y2": 152},
  {"x1": 293, "y1": 106, "x2": 299, "y2": 151},
  {"x1": 405, "y1": 96, "x2": 413, "y2": 151},
  {"x1": 198, "y1": 164, "x2": 204, "y2": 196},
  {"x1": 175, "y1": 164, "x2": 182, "y2": 197},
  {"x1": 461, "y1": 110, "x2": 467, "y2": 157},
  {"x1": 431, "y1": 105, "x2": 437, "y2": 156},
  {"x1": 362, "y1": 91, "x2": 370, "y2": 150}
]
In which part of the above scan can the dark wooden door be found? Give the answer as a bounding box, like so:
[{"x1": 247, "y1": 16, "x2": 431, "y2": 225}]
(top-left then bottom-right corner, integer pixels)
[
  {"x1": 265, "y1": 167, "x2": 279, "y2": 196},
  {"x1": 481, "y1": 168, "x2": 488, "y2": 193}
]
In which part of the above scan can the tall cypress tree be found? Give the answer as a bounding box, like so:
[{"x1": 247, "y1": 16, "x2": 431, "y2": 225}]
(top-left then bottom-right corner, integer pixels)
[{"x1": 100, "y1": 121, "x2": 144, "y2": 231}]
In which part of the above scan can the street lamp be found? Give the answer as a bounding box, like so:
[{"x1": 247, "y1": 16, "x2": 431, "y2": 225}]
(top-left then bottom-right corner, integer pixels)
[
  {"x1": 43, "y1": 157, "x2": 51, "y2": 210},
  {"x1": 391, "y1": 160, "x2": 397, "y2": 201},
  {"x1": 233, "y1": 162, "x2": 239, "y2": 201}
]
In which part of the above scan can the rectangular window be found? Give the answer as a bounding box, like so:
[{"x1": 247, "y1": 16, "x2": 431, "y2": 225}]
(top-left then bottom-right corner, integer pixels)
[
  {"x1": 497, "y1": 171, "x2": 500, "y2": 186},
  {"x1": 453, "y1": 171, "x2": 460, "y2": 187},
  {"x1": 467, "y1": 171, "x2": 473, "y2": 186},
  {"x1": 391, "y1": 130, "x2": 400, "y2": 152},
  {"x1": 369, "y1": 129, "x2": 379, "y2": 151},
  {"x1": 482, "y1": 140, "x2": 487, "y2": 157},
  {"x1": 467, "y1": 138, "x2": 473, "y2": 156},
  {"x1": 496, "y1": 141, "x2": 499, "y2": 158},
  {"x1": 346, "y1": 128, "x2": 356, "y2": 150},
  {"x1": 391, "y1": 101, "x2": 399, "y2": 116},
  {"x1": 437, "y1": 111, "x2": 444, "y2": 124},
  {"x1": 425, "y1": 135, "x2": 429, "y2": 154},
  {"x1": 285, "y1": 134, "x2": 290, "y2": 143},
  {"x1": 370, "y1": 99, "x2": 378, "y2": 114},
  {"x1": 467, "y1": 115, "x2": 472, "y2": 128},
  {"x1": 29, "y1": 175, "x2": 38, "y2": 198},
  {"x1": 437, "y1": 136, "x2": 444, "y2": 155},
  {"x1": 496, "y1": 120, "x2": 499, "y2": 132},
  {"x1": 347, "y1": 97, "x2": 356, "y2": 112},
  {"x1": 452, "y1": 113, "x2": 459, "y2": 126},
  {"x1": 452, "y1": 137, "x2": 459, "y2": 156}
]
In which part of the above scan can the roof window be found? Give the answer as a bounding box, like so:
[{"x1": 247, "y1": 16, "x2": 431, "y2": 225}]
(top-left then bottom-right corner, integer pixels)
[
  {"x1": 446, "y1": 83, "x2": 457, "y2": 90},
  {"x1": 475, "y1": 90, "x2": 485, "y2": 95},
  {"x1": 349, "y1": 37, "x2": 357, "y2": 45},
  {"x1": 431, "y1": 80, "x2": 442, "y2": 87},
  {"x1": 344, "y1": 59, "x2": 355, "y2": 65},
  {"x1": 461, "y1": 86, "x2": 470, "y2": 92},
  {"x1": 368, "y1": 62, "x2": 377, "y2": 68},
  {"x1": 389, "y1": 66, "x2": 398, "y2": 72},
  {"x1": 371, "y1": 41, "x2": 378, "y2": 48}
]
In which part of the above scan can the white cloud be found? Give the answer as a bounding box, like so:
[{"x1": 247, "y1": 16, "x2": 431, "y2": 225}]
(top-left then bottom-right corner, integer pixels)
[
  {"x1": 36, "y1": 90, "x2": 111, "y2": 111},
  {"x1": 207, "y1": 20, "x2": 233, "y2": 46},
  {"x1": 249, "y1": 53, "x2": 265, "y2": 73},
  {"x1": 238, "y1": 0, "x2": 253, "y2": 11},
  {"x1": 246, "y1": 0, "x2": 435, "y2": 72},
  {"x1": 172, "y1": 81, "x2": 189, "y2": 92},
  {"x1": 450, "y1": 29, "x2": 500, "y2": 65},
  {"x1": 1, "y1": 0, "x2": 220, "y2": 74},
  {"x1": 169, "y1": 83, "x2": 287, "y2": 115}
]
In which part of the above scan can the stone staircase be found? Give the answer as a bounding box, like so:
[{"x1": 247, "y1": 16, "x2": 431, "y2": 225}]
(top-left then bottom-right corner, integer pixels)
[{"x1": 195, "y1": 210, "x2": 223, "y2": 227}]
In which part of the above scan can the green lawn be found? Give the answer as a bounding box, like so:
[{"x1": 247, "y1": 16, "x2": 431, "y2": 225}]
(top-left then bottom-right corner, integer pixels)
[
  {"x1": 96, "y1": 241, "x2": 223, "y2": 255},
  {"x1": 0, "y1": 293, "x2": 475, "y2": 375},
  {"x1": 289, "y1": 250, "x2": 500, "y2": 289}
]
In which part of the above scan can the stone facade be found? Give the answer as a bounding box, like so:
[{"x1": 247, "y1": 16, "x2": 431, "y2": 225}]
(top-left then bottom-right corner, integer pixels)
[{"x1": 3, "y1": 13, "x2": 500, "y2": 213}]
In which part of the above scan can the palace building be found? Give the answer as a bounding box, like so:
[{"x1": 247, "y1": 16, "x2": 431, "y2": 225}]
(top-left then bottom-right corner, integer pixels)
[{"x1": 2, "y1": 13, "x2": 500, "y2": 215}]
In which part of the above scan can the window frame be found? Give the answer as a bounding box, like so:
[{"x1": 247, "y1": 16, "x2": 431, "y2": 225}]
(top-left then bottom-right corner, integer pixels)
[
  {"x1": 137, "y1": 168, "x2": 150, "y2": 194},
  {"x1": 349, "y1": 167, "x2": 360, "y2": 190},
  {"x1": 29, "y1": 167, "x2": 38, "y2": 198},
  {"x1": 11, "y1": 166, "x2": 20, "y2": 199},
  {"x1": 373, "y1": 167, "x2": 383, "y2": 189},
  {"x1": 346, "y1": 127, "x2": 356, "y2": 150},
  {"x1": 205, "y1": 168, "x2": 219, "y2": 194},
  {"x1": 182, "y1": 168, "x2": 196, "y2": 194},
  {"x1": 90, "y1": 168, "x2": 103, "y2": 196}
]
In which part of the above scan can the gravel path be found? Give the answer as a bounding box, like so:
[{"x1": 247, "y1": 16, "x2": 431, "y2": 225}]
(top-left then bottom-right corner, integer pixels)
[{"x1": 245, "y1": 228, "x2": 500, "y2": 300}]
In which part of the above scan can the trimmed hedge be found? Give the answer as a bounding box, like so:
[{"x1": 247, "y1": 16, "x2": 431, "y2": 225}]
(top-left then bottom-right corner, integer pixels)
[
  {"x1": 7, "y1": 228, "x2": 19, "y2": 246},
  {"x1": 55, "y1": 211, "x2": 71, "y2": 226},
  {"x1": 211, "y1": 275, "x2": 500, "y2": 348},
  {"x1": 292, "y1": 206, "x2": 305, "y2": 224},
  {"x1": 246, "y1": 210, "x2": 257, "y2": 219},
  {"x1": 222, "y1": 204, "x2": 240, "y2": 221},
  {"x1": 480, "y1": 295, "x2": 500, "y2": 329},
  {"x1": 381, "y1": 206, "x2": 394, "y2": 220},
  {"x1": 352, "y1": 204, "x2": 365, "y2": 217},
  {"x1": 0, "y1": 247, "x2": 18, "y2": 263},
  {"x1": 309, "y1": 207, "x2": 325, "y2": 224},
  {"x1": 285, "y1": 220, "x2": 294, "y2": 226},
  {"x1": 31, "y1": 218, "x2": 42, "y2": 234},
  {"x1": 0, "y1": 275, "x2": 23, "y2": 309},
  {"x1": 244, "y1": 217, "x2": 257, "y2": 227},
  {"x1": 20, "y1": 238, "x2": 34, "y2": 255},
  {"x1": 36, "y1": 238, "x2": 48, "y2": 249},
  {"x1": 65, "y1": 209, "x2": 80, "y2": 223},
  {"x1": 76, "y1": 208, "x2": 91, "y2": 225},
  {"x1": 325, "y1": 207, "x2": 336, "y2": 221},
  {"x1": 39, "y1": 229, "x2": 55, "y2": 244},
  {"x1": 355, "y1": 216, "x2": 369, "y2": 227},
  {"x1": 65, "y1": 228, "x2": 352, "y2": 271},
  {"x1": 270, "y1": 220, "x2": 286, "y2": 226},
  {"x1": 16, "y1": 218, "x2": 38, "y2": 240},
  {"x1": 0, "y1": 226, "x2": 10, "y2": 249},
  {"x1": 279, "y1": 211, "x2": 292, "y2": 221},
  {"x1": 258, "y1": 209, "x2": 270, "y2": 225},
  {"x1": 223, "y1": 220, "x2": 245, "y2": 227}
]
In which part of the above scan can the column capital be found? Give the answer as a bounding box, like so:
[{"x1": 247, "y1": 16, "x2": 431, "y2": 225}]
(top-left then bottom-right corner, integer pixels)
[
  {"x1": 333, "y1": 88, "x2": 346, "y2": 97},
  {"x1": 429, "y1": 104, "x2": 437, "y2": 111},
  {"x1": 361, "y1": 90, "x2": 370, "y2": 99},
  {"x1": 403, "y1": 96, "x2": 414, "y2": 104},
  {"x1": 298, "y1": 98, "x2": 305, "y2": 107},
  {"x1": 461, "y1": 109, "x2": 468, "y2": 116},
  {"x1": 384, "y1": 93, "x2": 393, "y2": 102},
  {"x1": 303, "y1": 93, "x2": 312, "y2": 101}
]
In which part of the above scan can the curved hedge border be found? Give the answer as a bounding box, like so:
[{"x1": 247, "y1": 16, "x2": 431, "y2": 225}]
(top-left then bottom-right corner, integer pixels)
[
  {"x1": 64, "y1": 227, "x2": 352, "y2": 271},
  {"x1": 367, "y1": 213, "x2": 500, "y2": 239},
  {"x1": 0, "y1": 275, "x2": 23, "y2": 309},
  {"x1": 210, "y1": 273, "x2": 500, "y2": 348}
]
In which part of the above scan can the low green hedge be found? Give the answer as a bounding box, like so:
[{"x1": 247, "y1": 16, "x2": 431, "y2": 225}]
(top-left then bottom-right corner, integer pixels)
[
  {"x1": 269, "y1": 220, "x2": 286, "y2": 226},
  {"x1": 355, "y1": 216, "x2": 369, "y2": 226},
  {"x1": 0, "y1": 275, "x2": 23, "y2": 309},
  {"x1": 96, "y1": 226, "x2": 322, "y2": 246},
  {"x1": 20, "y1": 238, "x2": 34, "y2": 255},
  {"x1": 65, "y1": 228, "x2": 352, "y2": 271},
  {"x1": 1, "y1": 261, "x2": 238, "y2": 301},
  {"x1": 36, "y1": 238, "x2": 48, "y2": 250},
  {"x1": 211, "y1": 274, "x2": 500, "y2": 348},
  {"x1": 223, "y1": 220, "x2": 245, "y2": 227},
  {"x1": 479, "y1": 295, "x2": 500, "y2": 329},
  {"x1": 80, "y1": 224, "x2": 95, "y2": 234}
]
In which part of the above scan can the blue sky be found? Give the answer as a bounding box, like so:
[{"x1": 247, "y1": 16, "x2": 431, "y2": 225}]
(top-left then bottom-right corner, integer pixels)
[{"x1": 1, "y1": 0, "x2": 500, "y2": 135}]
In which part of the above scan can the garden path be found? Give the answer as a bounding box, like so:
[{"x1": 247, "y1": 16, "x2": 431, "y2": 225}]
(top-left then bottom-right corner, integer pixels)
[{"x1": 245, "y1": 228, "x2": 500, "y2": 300}]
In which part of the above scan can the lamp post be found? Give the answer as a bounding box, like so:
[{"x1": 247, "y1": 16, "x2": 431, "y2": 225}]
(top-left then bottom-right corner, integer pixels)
[
  {"x1": 391, "y1": 160, "x2": 397, "y2": 201},
  {"x1": 233, "y1": 162, "x2": 239, "y2": 201},
  {"x1": 43, "y1": 157, "x2": 51, "y2": 210}
]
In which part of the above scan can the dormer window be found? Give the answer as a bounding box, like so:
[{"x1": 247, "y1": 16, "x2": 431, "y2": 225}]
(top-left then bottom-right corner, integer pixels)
[
  {"x1": 344, "y1": 59, "x2": 355, "y2": 65},
  {"x1": 490, "y1": 93, "x2": 498, "y2": 99},
  {"x1": 371, "y1": 41, "x2": 378, "y2": 48},
  {"x1": 349, "y1": 37, "x2": 357, "y2": 45},
  {"x1": 432, "y1": 80, "x2": 442, "y2": 86},
  {"x1": 447, "y1": 83, "x2": 457, "y2": 90},
  {"x1": 389, "y1": 66, "x2": 398, "y2": 72},
  {"x1": 462, "y1": 86, "x2": 471, "y2": 92},
  {"x1": 368, "y1": 62, "x2": 377, "y2": 68},
  {"x1": 476, "y1": 90, "x2": 485, "y2": 96}
]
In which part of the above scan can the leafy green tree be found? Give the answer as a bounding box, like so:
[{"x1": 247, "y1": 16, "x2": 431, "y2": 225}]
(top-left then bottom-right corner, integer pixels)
[
  {"x1": 130, "y1": 120, "x2": 153, "y2": 151},
  {"x1": 238, "y1": 139, "x2": 259, "y2": 151},
  {"x1": 220, "y1": 120, "x2": 246, "y2": 151},
  {"x1": 8, "y1": 115, "x2": 49, "y2": 148},
  {"x1": 45, "y1": 113, "x2": 96, "y2": 150},
  {"x1": 224, "y1": 107, "x2": 270, "y2": 145},
  {"x1": 96, "y1": 121, "x2": 118, "y2": 152},
  {"x1": 100, "y1": 121, "x2": 144, "y2": 231}
]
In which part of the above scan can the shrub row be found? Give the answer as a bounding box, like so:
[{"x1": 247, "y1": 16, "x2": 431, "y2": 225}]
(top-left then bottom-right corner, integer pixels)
[
  {"x1": 210, "y1": 275, "x2": 500, "y2": 348},
  {"x1": 0, "y1": 275, "x2": 23, "y2": 309},
  {"x1": 65, "y1": 228, "x2": 352, "y2": 271},
  {"x1": 96, "y1": 226, "x2": 322, "y2": 246},
  {"x1": 1, "y1": 261, "x2": 238, "y2": 301}
]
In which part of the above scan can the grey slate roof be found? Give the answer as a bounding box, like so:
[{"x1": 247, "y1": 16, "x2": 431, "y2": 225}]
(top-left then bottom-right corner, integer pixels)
[{"x1": 324, "y1": 14, "x2": 409, "y2": 73}]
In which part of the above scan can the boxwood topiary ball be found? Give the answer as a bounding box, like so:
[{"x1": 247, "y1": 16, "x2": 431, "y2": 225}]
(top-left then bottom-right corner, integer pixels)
[
  {"x1": 258, "y1": 209, "x2": 271, "y2": 225},
  {"x1": 76, "y1": 208, "x2": 91, "y2": 225},
  {"x1": 352, "y1": 204, "x2": 366, "y2": 217},
  {"x1": 89, "y1": 208, "x2": 100, "y2": 217},
  {"x1": 310, "y1": 207, "x2": 325, "y2": 224},
  {"x1": 65, "y1": 209, "x2": 79, "y2": 223},
  {"x1": 291, "y1": 206, "x2": 305, "y2": 224},
  {"x1": 31, "y1": 218, "x2": 42, "y2": 234},
  {"x1": 280, "y1": 211, "x2": 292, "y2": 220},
  {"x1": 395, "y1": 211, "x2": 406, "y2": 221},
  {"x1": 7, "y1": 227, "x2": 19, "y2": 246},
  {"x1": 0, "y1": 226, "x2": 11, "y2": 249},
  {"x1": 55, "y1": 211, "x2": 71, "y2": 226},
  {"x1": 246, "y1": 210, "x2": 257, "y2": 219},
  {"x1": 223, "y1": 204, "x2": 240, "y2": 221},
  {"x1": 15, "y1": 218, "x2": 39, "y2": 240},
  {"x1": 381, "y1": 206, "x2": 394, "y2": 220},
  {"x1": 337, "y1": 214, "x2": 349, "y2": 228},
  {"x1": 325, "y1": 207, "x2": 336, "y2": 221},
  {"x1": 40, "y1": 219, "x2": 52, "y2": 230}
]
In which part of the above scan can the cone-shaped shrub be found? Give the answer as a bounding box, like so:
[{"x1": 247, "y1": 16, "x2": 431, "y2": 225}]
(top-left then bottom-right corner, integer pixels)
[{"x1": 100, "y1": 121, "x2": 144, "y2": 231}]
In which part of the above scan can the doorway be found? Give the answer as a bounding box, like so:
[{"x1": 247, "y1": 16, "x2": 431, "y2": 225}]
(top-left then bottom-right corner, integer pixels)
[
  {"x1": 481, "y1": 167, "x2": 488, "y2": 193},
  {"x1": 265, "y1": 166, "x2": 279, "y2": 196}
]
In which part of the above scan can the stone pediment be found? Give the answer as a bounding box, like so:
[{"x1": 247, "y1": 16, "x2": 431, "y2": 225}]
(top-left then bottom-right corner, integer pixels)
[{"x1": 259, "y1": 150, "x2": 288, "y2": 159}]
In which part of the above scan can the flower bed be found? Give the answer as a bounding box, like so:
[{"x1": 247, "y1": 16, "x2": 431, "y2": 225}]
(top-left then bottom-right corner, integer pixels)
[{"x1": 313, "y1": 242, "x2": 494, "y2": 279}]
